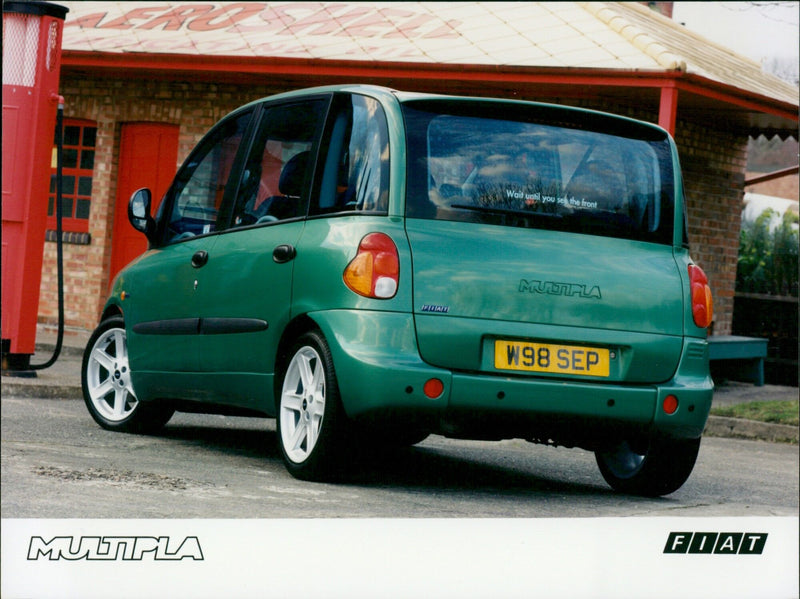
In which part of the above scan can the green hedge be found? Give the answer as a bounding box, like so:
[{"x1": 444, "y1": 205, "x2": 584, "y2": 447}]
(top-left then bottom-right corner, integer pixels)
[{"x1": 737, "y1": 209, "x2": 799, "y2": 297}]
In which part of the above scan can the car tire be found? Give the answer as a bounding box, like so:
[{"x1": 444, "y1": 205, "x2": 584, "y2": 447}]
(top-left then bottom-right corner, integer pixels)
[
  {"x1": 595, "y1": 435, "x2": 701, "y2": 497},
  {"x1": 277, "y1": 330, "x2": 350, "y2": 481},
  {"x1": 82, "y1": 315, "x2": 174, "y2": 434}
]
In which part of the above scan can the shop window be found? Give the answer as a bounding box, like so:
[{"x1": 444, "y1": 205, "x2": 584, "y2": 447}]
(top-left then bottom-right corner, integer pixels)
[{"x1": 48, "y1": 119, "x2": 97, "y2": 233}]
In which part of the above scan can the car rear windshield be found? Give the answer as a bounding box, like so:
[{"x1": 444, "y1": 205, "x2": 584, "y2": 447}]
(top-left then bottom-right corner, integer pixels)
[{"x1": 403, "y1": 100, "x2": 675, "y2": 244}]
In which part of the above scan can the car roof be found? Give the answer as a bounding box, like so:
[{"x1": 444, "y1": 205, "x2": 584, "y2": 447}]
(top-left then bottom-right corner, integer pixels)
[{"x1": 228, "y1": 83, "x2": 670, "y2": 139}]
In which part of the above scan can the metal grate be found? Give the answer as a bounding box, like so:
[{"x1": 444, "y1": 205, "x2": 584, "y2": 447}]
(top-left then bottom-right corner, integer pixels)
[{"x1": 2, "y1": 13, "x2": 40, "y2": 87}]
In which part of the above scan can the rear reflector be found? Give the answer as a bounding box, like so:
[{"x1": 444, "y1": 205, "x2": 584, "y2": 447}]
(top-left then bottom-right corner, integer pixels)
[
  {"x1": 423, "y1": 378, "x2": 444, "y2": 399},
  {"x1": 663, "y1": 394, "x2": 679, "y2": 415}
]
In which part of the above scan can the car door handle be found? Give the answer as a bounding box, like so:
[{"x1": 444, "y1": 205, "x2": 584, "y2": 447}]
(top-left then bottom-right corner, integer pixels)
[
  {"x1": 273, "y1": 244, "x2": 296, "y2": 264},
  {"x1": 191, "y1": 250, "x2": 209, "y2": 268}
]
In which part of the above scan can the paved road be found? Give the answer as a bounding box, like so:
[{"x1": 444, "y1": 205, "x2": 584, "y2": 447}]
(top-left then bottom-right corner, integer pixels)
[{"x1": 2, "y1": 394, "x2": 797, "y2": 518}]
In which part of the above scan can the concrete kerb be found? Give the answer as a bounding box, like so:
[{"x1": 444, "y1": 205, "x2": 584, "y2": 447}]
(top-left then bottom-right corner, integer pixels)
[
  {"x1": 707, "y1": 380, "x2": 799, "y2": 443},
  {"x1": 1, "y1": 327, "x2": 797, "y2": 444},
  {"x1": 1, "y1": 327, "x2": 86, "y2": 400},
  {"x1": 703, "y1": 415, "x2": 798, "y2": 443}
]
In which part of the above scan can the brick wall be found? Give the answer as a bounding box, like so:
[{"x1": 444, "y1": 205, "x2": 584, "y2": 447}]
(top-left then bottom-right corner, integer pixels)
[
  {"x1": 676, "y1": 121, "x2": 748, "y2": 335},
  {"x1": 38, "y1": 76, "x2": 745, "y2": 334}
]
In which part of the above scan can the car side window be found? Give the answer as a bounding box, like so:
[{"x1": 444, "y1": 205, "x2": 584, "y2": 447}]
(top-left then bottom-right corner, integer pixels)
[
  {"x1": 163, "y1": 110, "x2": 252, "y2": 243},
  {"x1": 231, "y1": 99, "x2": 327, "y2": 227},
  {"x1": 313, "y1": 94, "x2": 389, "y2": 215}
]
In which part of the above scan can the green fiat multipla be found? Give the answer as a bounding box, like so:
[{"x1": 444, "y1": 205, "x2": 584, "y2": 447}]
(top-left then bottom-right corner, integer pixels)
[{"x1": 82, "y1": 84, "x2": 714, "y2": 496}]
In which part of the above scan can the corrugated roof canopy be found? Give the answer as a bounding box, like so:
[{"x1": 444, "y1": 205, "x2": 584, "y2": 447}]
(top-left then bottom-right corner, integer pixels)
[{"x1": 56, "y1": 1, "x2": 798, "y2": 137}]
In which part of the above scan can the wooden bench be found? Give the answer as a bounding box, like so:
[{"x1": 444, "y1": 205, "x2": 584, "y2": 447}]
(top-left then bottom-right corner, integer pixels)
[{"x1": 708, "y1": 335, "x2": 769, "y2": 386}]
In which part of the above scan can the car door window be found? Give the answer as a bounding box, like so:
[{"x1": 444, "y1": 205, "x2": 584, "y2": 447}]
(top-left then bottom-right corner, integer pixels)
[
  {"x1": 163, "y1": 110, "x2": 252, "y2": 243},
  {"x1": 231, "y1": 100, "x2": 327, "y2": 227},
  {"x1": 313, "y1": 93, "x2": 390, "y2": 215}
]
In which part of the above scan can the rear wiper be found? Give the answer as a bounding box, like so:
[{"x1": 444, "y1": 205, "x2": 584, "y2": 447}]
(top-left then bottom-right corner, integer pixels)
[{"x1": 450, "y1": 203, "x2": 563, "y2": 220}]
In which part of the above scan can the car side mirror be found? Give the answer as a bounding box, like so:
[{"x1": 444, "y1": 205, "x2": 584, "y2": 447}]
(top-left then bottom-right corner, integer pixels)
[{"x1": 128, "y1": 188, "x2": 157, "y2": 243}]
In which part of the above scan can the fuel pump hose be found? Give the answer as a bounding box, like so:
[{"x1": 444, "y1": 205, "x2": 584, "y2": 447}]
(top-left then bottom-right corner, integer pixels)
[{"x1": 28, "y1": 95, "x2": 65, "y2": 370}]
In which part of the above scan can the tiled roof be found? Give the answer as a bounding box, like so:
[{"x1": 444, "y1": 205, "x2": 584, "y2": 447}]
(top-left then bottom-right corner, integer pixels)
[
  {"x1": 57, "y1": 1, "x2": 798, "y2": 106},
  {"x1": 587, "y1": 3, "x2": 798, "y2": 106}
]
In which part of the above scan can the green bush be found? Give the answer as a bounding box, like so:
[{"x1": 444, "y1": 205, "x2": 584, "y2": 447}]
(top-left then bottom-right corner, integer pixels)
[{"x1": 737, "y1": 209, "x2": 799, "y2": 297}]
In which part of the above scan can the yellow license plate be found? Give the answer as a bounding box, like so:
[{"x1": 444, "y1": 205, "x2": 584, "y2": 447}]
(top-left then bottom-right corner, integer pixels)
[{"x1": 494, "y1": 340, "x2": 610, "y2": 377}]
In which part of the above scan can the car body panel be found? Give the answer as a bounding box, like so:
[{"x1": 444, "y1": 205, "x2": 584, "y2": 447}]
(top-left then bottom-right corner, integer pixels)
[
  {"x1": 193, "y1": 221, "x2": 305, "y2": 375},
  {"x1": 311, "y1": 309, "x2": 450, "y2": 419},
  {"x1": 291, "y1": 215, "x2": 413, "y2": 316},
  {"x1": 405, "y1": 218, "x2": 685, "y2": 382},
  {"x1": 121, "y1": 238, "x2": 212, "y2": 373}
]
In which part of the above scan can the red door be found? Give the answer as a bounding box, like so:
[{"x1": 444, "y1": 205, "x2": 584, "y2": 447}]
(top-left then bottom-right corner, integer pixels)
[{"x1": 110, "y1": 122, "x2": 179, "y2": 284}]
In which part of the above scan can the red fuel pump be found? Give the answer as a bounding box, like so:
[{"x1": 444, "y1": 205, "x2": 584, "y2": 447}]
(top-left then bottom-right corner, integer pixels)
[{"x1": 2, "y1": 1, "x2": 69, "y2": 372}]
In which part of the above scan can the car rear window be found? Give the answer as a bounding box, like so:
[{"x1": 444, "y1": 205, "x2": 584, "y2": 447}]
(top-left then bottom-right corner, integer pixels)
[{"x1": 403, "y1": 100, "x2": 675, "y2": 244}]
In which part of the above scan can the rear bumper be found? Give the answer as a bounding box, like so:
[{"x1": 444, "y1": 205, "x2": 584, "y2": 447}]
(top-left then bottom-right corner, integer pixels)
[
  {"x1": 313, "y1": 310, "x2": 713, "y2": 441},
  {"x1": 448, "y1": 338, "x2": 713, "y2": 440},
  {"x1": 445, "y1": 370, "x2": 712, "y2": 443}
]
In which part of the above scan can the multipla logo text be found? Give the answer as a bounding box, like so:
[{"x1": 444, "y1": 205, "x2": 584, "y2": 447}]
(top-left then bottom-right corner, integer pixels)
[
  {"x1": 518, "y1": 279, "x2": 601, "y2": 300},
  {"x1": 28, "y1": 536, "x2": 204, "y2": 561},
  {"x1": 664, "y1": 532, "x2": 767, "y2": 555}
]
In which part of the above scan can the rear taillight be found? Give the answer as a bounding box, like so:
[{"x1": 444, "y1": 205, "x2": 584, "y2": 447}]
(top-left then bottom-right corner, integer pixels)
[
  {"x1": 343, "y1": 233, "x2": 399, "y2": 299},
  {"x1": 688, "y1": 264, "x2": 713, "y2": 329}
]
